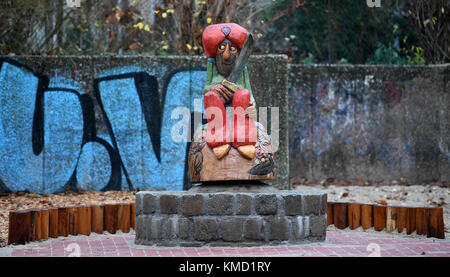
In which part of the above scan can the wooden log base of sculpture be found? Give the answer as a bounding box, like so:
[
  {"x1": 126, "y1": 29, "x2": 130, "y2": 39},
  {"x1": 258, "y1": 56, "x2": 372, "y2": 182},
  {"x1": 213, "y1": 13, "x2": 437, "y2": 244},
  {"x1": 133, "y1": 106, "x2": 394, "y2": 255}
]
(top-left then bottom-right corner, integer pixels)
[{"x1": 189, "y1": 122, "x2": 275, "y2": 183}]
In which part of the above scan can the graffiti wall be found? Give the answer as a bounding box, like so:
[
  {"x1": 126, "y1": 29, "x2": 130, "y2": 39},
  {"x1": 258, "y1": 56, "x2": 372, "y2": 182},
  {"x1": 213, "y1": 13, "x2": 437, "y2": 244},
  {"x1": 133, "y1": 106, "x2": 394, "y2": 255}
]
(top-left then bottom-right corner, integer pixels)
[
  {"x1": 289, "y1": 64, "x2": 449, "y2": 185},
  {"x1": 0, "y1": 55, "x2": 289, "y2": 193}
]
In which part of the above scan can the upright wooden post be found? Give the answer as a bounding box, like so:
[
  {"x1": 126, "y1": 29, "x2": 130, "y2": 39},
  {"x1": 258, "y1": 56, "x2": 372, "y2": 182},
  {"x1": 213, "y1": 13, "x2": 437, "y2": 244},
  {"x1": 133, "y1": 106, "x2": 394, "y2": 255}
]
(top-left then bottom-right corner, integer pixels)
[
  {"x1": 373, "y1": 205, "x2": 386, "y2": 232},
  {"x1": 91, "y1": 205, "x2": 104, "y2": 234},
  {"x1": 361, "y1": 204, "x2": 373, "y2": 230},
  {"x1": 8, "y1": 210, "x2": 31, "y2": 245},
  {"x1": 386, "y1": 207, "x2": 397, "y2": 232},
  {"x1": 348, "y1": 203, "x2": 361, "y2": 230},
  {"x1": 427, "y1": 208, "x2": 444, "y2": 239},
  {"x1": 68, "y1": 207, "x2": 80, "y2": 236},
  {"x1": 49, "y1": 208, "x2": 59, "y2": 238},
  {"x1": 104, "y1": 204, "x2": 118, "y2": 234},
  {"x1": 326, "y1": 203, "x2": 333, "y2": 226},
  {"x1": 396, "y1": 207, "x2": 407, "y2": 233},
  {"x1": 333, "y1": 203, "x2": 348, "y2": 229},
  {"x1": 130, "y1": 203, "x2": 136, "y2": 230},
  {"x1": 117, "y1": 204, "x2": 131, "y2": 233},
  {"x1": 31, "y1": 209, "x2": 42, "y2": 241},
  {"x1": 406, "y1": 207, "x2": 416, "y2": 235},
  {"x1": 58, "y1": 207, "x2": 69, "y2": 237},
  {"x1": 78, "y1": 205, "x2": 92, "y2": 236},
  {"x1": 415, "y1": 208, "x2": 427, "y2": 235},
  {"x1": 40, "y1": 209, "x2": 49, "y2": 240}
]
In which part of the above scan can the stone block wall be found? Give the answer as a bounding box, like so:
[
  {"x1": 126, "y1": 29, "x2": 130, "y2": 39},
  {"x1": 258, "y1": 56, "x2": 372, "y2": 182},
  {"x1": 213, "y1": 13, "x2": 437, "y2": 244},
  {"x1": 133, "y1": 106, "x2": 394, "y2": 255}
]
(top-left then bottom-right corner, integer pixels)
[{"x1": 135, "y1": 190, "x2": 327, "y2": 246}]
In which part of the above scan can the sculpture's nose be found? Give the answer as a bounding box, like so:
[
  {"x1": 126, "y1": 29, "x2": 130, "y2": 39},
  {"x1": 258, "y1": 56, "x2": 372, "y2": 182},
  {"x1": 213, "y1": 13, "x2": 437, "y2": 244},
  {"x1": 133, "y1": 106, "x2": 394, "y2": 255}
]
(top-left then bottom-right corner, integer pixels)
[{"x1": 223, "y1": 44, "x2": 230, "y2": 61}]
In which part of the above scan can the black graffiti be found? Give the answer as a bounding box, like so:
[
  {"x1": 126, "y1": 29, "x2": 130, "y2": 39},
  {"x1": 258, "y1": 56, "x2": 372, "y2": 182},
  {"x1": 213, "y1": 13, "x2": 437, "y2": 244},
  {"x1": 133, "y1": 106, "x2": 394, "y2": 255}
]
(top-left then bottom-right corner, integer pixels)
[{"x1": 94, "y1": 72, "x2": 161, "y2": 190}]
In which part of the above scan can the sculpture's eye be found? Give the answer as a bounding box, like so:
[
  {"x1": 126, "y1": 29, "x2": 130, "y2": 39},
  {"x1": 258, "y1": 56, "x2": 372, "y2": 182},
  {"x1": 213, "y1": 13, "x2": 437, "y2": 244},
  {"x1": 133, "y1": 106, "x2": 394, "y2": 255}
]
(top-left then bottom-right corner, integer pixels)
[
  {"x1": 219, "y1": 44, "x2": 226, "y2": 50},
  {"x1": 230, "y1": 46, "x2": 236, "y2": 52}
]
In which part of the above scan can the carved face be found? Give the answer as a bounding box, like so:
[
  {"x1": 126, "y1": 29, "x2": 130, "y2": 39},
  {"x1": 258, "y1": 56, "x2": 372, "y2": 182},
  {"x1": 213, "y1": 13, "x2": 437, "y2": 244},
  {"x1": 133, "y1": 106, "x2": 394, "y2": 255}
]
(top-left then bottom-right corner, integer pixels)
[{"x1": 215, "y1": 39, "x2": 239, "y2": 78}]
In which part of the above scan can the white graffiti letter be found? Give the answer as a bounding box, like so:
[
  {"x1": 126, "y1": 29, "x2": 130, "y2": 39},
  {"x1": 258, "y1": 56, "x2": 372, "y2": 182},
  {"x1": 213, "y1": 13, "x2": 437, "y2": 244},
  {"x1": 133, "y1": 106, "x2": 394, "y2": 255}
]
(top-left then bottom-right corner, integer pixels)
[{"x1": 170, "y1": 107, "x2": 191, "y2": 143}]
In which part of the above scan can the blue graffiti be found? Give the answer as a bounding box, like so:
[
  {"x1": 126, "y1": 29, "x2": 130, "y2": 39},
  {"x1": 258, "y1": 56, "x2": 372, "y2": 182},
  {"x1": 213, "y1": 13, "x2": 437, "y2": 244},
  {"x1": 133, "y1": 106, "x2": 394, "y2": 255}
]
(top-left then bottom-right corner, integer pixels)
[{"x1": 0, "y1": 57, "x2": 206, "y2": 193}]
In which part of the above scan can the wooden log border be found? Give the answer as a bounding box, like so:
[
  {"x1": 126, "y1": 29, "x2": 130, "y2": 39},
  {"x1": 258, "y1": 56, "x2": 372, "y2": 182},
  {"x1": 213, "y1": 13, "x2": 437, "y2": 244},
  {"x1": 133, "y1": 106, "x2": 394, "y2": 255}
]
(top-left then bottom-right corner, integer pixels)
[
  {"x1": 8, "y1": 203, "x2": 136, "y2": 245},
  {"x1": 8, "y1": 201, "x2": 444, "y2": 245},
  {"x1": 326, "y1": 202, "x2": 445, "y2": 239}
]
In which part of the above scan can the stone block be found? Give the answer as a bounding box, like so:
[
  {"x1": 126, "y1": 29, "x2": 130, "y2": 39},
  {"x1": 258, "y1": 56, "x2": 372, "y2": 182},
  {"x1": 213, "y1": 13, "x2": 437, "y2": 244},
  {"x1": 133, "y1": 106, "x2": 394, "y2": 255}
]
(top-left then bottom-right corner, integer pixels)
[
  {"x1": 135, "y1": 215, "x2": 145, "y2": 241},
  {"x1": 310, "y1": 215, "x2": 326, "y2": 237},
  {"x1": 148, "y1": 216, "x2": 164, "y2": 240},
  {"x1": 221, "y1": 217, "x2": 244, "y2": 242},
  {"x1": 194, "y1": 217, "x2": 219, "y2": 241},
  {"x1": 208, "y1": 193, "x2": 233, "y2": 215},
  {"x1": 143, "y1": 193, "x2": 156, "y2": 214},
  {"x1": 135, "y1": 193, "x2": 143, "y2": 215},
  {"x1": 283, "y1": 194, "x2": 303, "y2": 215},
  {"x1": 321, "y1": 193, "x2": 327, "y2": 215},
  {"x1": 144, "y1": 215, "x2": 152, "y2": 241},
  {"x1": 177, "y1": 216, "x2": 191, "y2": 240},
  {"x1": 267, "y1": 216, "x2": 289, "y2": 241},
  {"x1": 236, "y1": 194, "x2": 252, "y2": 215},
  {"x1": 292, "y1": 216, "x2": 308, "y2": 240},
  {"x1": 166, "y1": 216, "x2": 177, "y2": 239},
  {"x1": 304, "y1": 194, "x2": 320, "y2": 215},
  {"x1": 182, "y1": 194, "x2": 204, "y2": 216},
  {"x1": 255, "y1": 194, "x2": 277, "y2": 215},
  {"x1": 244, "y1": 217, "x2": 265, "y2": 241},
  {"x1": 160, "y1": 194, "x2": 178, "y2": 214}
]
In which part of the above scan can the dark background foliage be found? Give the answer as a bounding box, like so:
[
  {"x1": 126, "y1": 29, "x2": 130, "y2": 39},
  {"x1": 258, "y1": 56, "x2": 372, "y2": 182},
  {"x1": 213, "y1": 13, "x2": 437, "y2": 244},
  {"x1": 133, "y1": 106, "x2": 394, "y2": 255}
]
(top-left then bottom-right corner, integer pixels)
[{"x1": 0, "y1": 0, "x2": 448, "y2": 64}]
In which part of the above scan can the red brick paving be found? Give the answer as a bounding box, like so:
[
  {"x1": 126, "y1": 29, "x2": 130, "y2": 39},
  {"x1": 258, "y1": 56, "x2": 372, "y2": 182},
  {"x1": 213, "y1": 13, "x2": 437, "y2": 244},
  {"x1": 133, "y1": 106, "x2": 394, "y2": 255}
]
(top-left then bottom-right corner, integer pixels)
[{"x1": 6, "y1": 230, "x2": 450, "y2": 257}]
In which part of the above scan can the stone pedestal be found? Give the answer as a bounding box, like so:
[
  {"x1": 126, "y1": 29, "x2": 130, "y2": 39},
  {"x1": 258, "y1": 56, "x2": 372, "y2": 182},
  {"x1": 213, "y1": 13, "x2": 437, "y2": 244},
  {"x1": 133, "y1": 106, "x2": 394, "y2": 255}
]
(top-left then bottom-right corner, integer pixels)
[{"x1": 134, "y1": 186, "x2": 327, "y2": 247}]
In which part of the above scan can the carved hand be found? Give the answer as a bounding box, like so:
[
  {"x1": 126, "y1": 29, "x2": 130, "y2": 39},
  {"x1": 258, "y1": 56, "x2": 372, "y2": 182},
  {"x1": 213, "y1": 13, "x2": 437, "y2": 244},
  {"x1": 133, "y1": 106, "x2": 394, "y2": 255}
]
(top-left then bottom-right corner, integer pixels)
[
  {"x1": 211, "y1": 84, "x2": 233, "y2": 104},
  {"x1": 246, "y1": 103, "x2": 257, "y2": 119}
]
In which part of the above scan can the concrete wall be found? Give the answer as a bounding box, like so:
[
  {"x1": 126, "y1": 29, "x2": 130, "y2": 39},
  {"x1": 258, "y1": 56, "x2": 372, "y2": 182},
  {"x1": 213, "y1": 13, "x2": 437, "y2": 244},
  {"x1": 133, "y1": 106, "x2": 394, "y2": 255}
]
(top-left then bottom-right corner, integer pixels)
[
  {"x1": 289, "y1": 64, "x2": 449, "y2": 185},
  {"x1": 0, "y1": 55, "x2": 288, "y2": 193},
  {"x1": 1, "y1": 55, "x2": 448, "y2": 193}
]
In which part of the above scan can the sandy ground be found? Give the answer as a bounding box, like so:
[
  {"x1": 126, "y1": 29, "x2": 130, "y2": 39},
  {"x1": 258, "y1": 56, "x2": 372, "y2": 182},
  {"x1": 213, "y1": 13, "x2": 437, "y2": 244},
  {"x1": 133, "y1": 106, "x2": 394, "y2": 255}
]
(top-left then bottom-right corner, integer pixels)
[{"x1": 1, "y1": 185, "x2": 448, "y2": 247}]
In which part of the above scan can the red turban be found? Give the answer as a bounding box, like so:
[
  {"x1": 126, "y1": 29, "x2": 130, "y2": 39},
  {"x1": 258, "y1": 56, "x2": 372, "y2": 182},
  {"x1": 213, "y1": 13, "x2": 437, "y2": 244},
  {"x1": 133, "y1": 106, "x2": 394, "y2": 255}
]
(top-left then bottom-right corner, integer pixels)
[{"x1": 202, "y1": 23, "x2": 249, "y2": 58}]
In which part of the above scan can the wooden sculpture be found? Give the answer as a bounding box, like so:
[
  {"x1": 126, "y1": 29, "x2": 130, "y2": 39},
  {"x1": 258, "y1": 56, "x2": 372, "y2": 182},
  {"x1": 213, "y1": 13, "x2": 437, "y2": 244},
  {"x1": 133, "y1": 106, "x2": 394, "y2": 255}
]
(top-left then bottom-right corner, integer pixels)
[{"x1": 188, "y1": 23, "x2": 275, "y2": 183}]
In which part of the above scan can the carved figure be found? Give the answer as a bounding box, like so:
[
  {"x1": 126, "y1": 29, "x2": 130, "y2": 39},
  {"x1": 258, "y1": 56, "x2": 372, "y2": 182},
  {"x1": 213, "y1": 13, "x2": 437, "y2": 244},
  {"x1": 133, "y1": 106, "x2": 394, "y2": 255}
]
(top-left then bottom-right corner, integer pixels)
[{"x1": 188, "y1": 23, "x2": 275, "y2": 183}]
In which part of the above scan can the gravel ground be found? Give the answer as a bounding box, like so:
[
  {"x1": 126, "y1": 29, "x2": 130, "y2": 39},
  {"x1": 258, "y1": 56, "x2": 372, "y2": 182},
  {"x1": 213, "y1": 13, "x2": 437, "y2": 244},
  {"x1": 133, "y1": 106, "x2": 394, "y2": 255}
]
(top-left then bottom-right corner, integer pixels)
[
  {"x1": 0, "y1": 190, "x2": 138, "y2": 248},
  {"x1": 293, "y1": 184, "x2": 449, "y2": 238},
  {"x1": 1, "y1": 185, "x2": 448, "y2": 248}
]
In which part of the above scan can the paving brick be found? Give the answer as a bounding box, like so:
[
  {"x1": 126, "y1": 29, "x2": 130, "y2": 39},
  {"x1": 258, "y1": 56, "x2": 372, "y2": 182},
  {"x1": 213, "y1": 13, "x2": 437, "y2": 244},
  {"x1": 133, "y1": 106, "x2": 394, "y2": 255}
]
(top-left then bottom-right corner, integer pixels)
[
  {"x1": 194, "y1": 217, "x2": 219, "y2": 241},
  {"x1": 182, "y1": 194, "x2": 205, "y2": 216},
  {"x1": 255, "y1": 194, "x2": 277, "y2": 215},
  {"x1": 208, "y1": 193, "x2": 233, "y2": 215},
  {"x1": 221, "y1": 217, "x2": 244, "y2": 242},
  {"x1": 160, "y1": 194, "x2": 178, "y2": 214}
]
